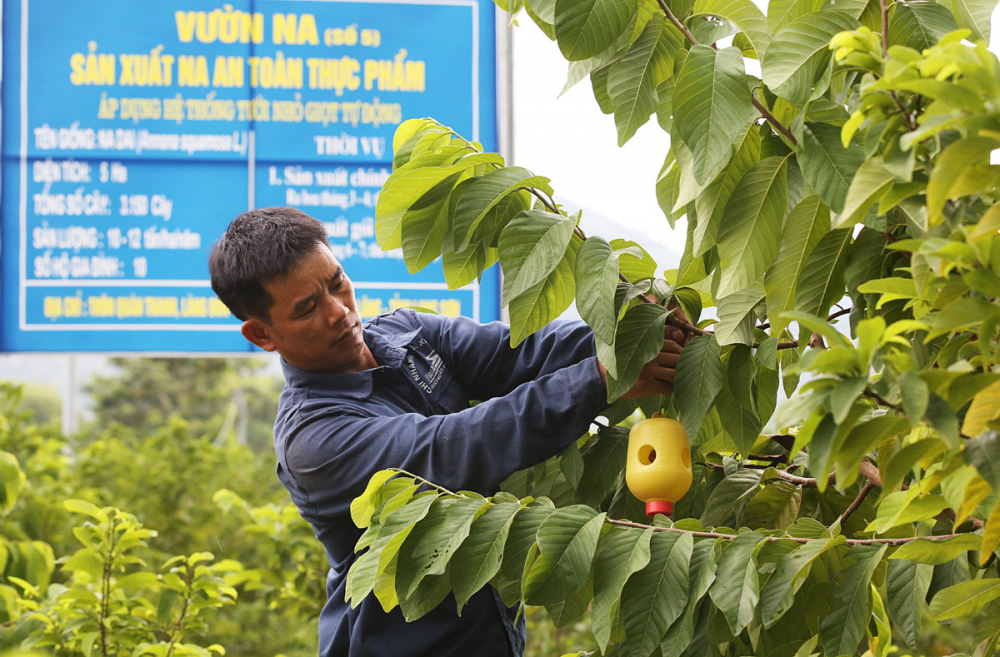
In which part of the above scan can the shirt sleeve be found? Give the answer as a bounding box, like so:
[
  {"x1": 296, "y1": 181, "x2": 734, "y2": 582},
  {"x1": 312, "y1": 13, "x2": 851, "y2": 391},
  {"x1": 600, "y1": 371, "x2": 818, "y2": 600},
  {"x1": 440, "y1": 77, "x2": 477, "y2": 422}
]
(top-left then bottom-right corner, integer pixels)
[
  {"x1": 407, "y1": 310, "x2": 600, "y2": 401},
  {"x1": 281, "y1": 355, "x2": 609, "y2": 514}
]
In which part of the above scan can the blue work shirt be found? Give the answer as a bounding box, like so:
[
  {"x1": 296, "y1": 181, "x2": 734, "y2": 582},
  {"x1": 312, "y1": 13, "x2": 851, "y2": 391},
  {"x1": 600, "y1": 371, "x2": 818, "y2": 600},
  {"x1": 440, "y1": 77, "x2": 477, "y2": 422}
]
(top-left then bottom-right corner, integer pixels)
[{"x1": 273, "y1": 308, "x2": 609, "y2": 657}]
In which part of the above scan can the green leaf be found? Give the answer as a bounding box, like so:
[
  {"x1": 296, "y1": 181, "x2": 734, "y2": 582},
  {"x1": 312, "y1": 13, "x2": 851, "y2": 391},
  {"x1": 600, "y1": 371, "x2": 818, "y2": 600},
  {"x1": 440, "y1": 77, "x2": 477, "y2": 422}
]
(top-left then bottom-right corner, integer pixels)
[
  {"x1": 898, "y1": 370, "x2": 929, "y2": 426},
  {"x1": 378, "y1": 153, "x2": 504, "y2": 247},
  {"x1": 502, "y1": 502, "x2": 556, "y2": 580},
  {"x1": 393, "y1": 118, "x2": 440, "y2": 157},
  {"x1": 963, "y1": 384, "x2": 1000, "y2": 439},
  {"x1": 768, "y1": 0, "x2": 824, "y2": 33},
  {"x1": 394, "y1": 497, "x2": 482, "y2": 598},
  {"x1": 835, "y1": 416, "x2": 910, "y2": 489},
  {"x1": 927, "y1": 297, "x2": 1000, "y2": 340},
  {"x1": 592, "y1": 527, "x2": 654, "y2": 648},
  {"x1": 577, "y1": 426, "x2": 630, "y2": 508},
  {"x1": 764, "y1": 194, "x2": 831, "y2": 336},
  {"x1": 613, "y1": 239, "x2": 659, "y2": 281},
  {"x1": 526, "y1": 0, "x2": 557, "y2": 37},
  {"x1": 607, "y1": 304, "x2": 669, "y2": 401},
  {"x1": 622, "y1": 531, "x2": 694, "y2": 657},
  {"x1": 794, "y1": 228, "x2": 851, "y2": 318},
  {"x1": 717, "y1": 382, "x2": 763, "y2": 457},
  {"x1": 701, "y1": 470, "x2": 763, "y2": 527},
  {"x1": 399, "y1": 175, "x2": 458, "y2": 274},
  {"x1": 798, "y1": 123, "x2": 865, "y2": 215},
  {"x1": 717, "y1": 156, "x2": 789, "y2": 298},
  {"x1": 450, "y1": 502, "x2": 522, "y2": 613},
  {"x1": 888, "y1": 0, "x2": 960, "y2": 50},
  {"x1": 873, "y1": 490, "x2": 950, "y2": 533},
  {"x1": 674, "y1": 335, "x2": 725, "y2": 441},
  {"x1": 970, "y1": 203, "x2": 1000, "y2": 243},
  {"x1": 761, "y1": 12, "x2": 857, "y2": 106},
  {"x1": 930, "y1": 578, "x2": 1000, "y2": 620},
  {"x1": 507, "y1": 240, "x2": 577, "y2": 347},
  {"x1": 820, "y1": 544, "x2": 889, "y2": 657},
  {"x1": 742, "y1": 480, "x2": 802, "y2": 530},
  {"x1": 562, "y1": 30, "x2": 630, "y2": 96},
  {"x1": 671, "y1": 125, "x2": 724, "y2": 209},
  {"x1": 440, "y1": 226, "x2": 492, "y2": 291},
  {"x1": 350, "y1": 470, "x2": 398, "y2": 528},
  {"x1": 555, "y1": 0, "x2": 639, "y2": 60},
  {"x1": 674, "y1": 45, "x2": 754, "y2": 185},
  {"x1": 690, "y1": 0, "x2": 771, "y2": 57},
  {"x1": 890, "y1": 535, "x2": 983, "y2": 566},
  {"x1": 524, "y1": 506, "x2": 605, "y2": 605},
  {"x1": 708, "y1": 531, "x2": 767, "y2": 635},
  {"x1": 659, "y1": 538, "x2": 719, "y2": 656},
  {"x1": 559, "y1": 442, "x2": 586, "y2": 489},
  {"x1": 693, "y1": 126, "x2": 762, "y2": 257},
  {"x1": 608, "y1": 15, "x2": 681, "y2": 145},
  {"x1": 715, "y1": 284, "x2": 765, "y2": 345},
  {"x1": 965, "y1": 430, "x2": 1000, "y2": 489},
  {"x1": 760, "y1": 536, "x2": 845, "y2": 627},
  {"x1": 546, "y1": 566, "x2": 595, "y2": 627},
  {"x1": 745, "y1": 377, "x2": 777, "y2": 430},
  {"x1": 926, "y1": 137, "x2": 1000, "y2": 225},
  {"x1": 576, "y1": 237, "x2": 621, "y2": 345},
  {"x1": 837, "y1": 158, "x2": 895, "y2": 228},
  {"x1": 392, "y1": 128, "x2": 451, "y2": 171},
  {"x1": 528, "y1": 0, "x2": 557, "y2": 24},
  {"x1": 499, "y1": 209, "x2": 577, "y2": 305},
  {"x1": 347, "y1": 492, "x2": 438, "y2": 607},
  {"x1": 879, "y1": 440, "x2": 947, "y2": 504},
  {"x1": 114, "y1": 571, "x2": 160, "y2": 591},
  {"x1": 886, "y1": 559, "x2": 934, "y2": 650},
  {"x1": 398, "y1": 570, "x2": 450, "y2": 622},
  {"x1": 940, "y1": 0, "x2": 994, "y2": 40}
]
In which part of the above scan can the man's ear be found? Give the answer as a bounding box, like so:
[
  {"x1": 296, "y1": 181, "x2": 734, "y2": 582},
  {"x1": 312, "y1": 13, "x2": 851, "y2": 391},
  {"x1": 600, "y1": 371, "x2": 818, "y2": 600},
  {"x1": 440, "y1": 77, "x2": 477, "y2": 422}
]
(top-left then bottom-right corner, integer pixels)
[{"x1": 241, "y1": 318, "x2": 278, "y2": 352}]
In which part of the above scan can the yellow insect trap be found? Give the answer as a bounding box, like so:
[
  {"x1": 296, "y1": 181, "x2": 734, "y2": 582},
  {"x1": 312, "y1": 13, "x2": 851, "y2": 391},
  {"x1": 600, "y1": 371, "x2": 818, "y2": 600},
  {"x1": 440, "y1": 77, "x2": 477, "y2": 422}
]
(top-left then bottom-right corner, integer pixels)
[{"x1": 625, "y1": 416, "x2": 693, "y2": 517}]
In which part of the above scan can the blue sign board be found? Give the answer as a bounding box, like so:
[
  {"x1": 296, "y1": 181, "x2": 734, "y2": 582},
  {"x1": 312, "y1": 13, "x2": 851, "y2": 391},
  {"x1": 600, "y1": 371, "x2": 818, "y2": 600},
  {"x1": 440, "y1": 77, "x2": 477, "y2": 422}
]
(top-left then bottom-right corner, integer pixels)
[{"x1": 1, "y1": 0, "x2": 502, "y2": 352}]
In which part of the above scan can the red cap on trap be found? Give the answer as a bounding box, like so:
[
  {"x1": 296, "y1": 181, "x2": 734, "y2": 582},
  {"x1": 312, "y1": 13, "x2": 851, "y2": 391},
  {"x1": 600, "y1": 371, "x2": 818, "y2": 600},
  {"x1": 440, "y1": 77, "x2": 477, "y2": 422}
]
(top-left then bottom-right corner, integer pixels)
[{"x1": 646, "y1": 500, "x2": 673, "y2": 517}]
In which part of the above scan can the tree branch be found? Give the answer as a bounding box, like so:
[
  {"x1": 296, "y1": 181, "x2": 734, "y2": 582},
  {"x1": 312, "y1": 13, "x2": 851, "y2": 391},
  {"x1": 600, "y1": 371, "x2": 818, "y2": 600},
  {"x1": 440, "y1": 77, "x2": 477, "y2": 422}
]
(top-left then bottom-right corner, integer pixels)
[
  {"x1": 698, "y1": 460, "x2": 836, "y2": 487},
  {"x1": 604, "y1": 517, "x2": 974, "y2": 546},
  {"x1": 840, "y1": 481, "x2": 875, "y2": 523},
  {"x1": 689, "y1": 455, "x2": 988, "y2": 532},
  {"x1": 759, "y1": 307, "x2": 851, "y2": 332},
  {"x1": 936, "y1": 508, "x2": 985, "y2": 531},
  {"x1": 880, "y1": 0, "x2": 889, "y2": 58},
  {"x1": 753, "y1": 90, "x2": 799, "y2": 146},
  {"x1": 657, "y1": 0, "x2": 699, "y2": 45},
  {"x1": 862, "y1": 388, "x2": 897, "y2": 411},
  {"x1": 862, "y1": 390, "x2": 974, "y2": 440}
]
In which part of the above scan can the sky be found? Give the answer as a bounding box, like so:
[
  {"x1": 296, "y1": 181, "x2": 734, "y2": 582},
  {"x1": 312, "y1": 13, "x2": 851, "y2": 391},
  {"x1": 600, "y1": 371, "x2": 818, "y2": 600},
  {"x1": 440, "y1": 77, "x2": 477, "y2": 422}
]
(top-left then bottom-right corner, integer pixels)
[{"x1": 510, "y1": 20, "x2": 680, "y2": 264}]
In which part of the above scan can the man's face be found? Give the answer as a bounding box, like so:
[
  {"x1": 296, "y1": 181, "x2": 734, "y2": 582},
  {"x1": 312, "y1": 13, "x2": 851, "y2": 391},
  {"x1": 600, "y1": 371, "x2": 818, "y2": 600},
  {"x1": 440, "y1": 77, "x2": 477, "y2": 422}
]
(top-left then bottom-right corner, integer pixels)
[{"x1": 241, "y1": 245, "x2": 368, "y2": 373}]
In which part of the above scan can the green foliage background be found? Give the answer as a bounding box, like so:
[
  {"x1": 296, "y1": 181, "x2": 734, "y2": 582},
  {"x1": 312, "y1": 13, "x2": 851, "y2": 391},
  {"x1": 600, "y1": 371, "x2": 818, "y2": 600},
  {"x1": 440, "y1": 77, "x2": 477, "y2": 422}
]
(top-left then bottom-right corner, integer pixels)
[
  {"x1": 0, "y1": 363, "x2": 603, "y2": 656},
  {"x1": 0, "y1": 366, "x2": 329, "y2": 657}
]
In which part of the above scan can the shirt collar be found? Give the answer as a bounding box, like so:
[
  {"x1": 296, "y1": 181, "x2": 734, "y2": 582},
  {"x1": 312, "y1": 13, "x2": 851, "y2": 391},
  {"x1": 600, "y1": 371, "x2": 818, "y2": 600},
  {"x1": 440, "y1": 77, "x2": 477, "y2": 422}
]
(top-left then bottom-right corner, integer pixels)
[{"x1": 279, "y1": 325, "x2": 422, "y2": 398}]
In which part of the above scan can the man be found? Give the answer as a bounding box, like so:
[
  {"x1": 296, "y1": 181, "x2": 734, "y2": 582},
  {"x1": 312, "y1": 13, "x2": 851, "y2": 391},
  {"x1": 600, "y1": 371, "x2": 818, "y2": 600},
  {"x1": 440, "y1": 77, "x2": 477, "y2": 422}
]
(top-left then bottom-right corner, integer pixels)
[{"x1": 208, "y1": 207, "x2": 686, "y2": 657}]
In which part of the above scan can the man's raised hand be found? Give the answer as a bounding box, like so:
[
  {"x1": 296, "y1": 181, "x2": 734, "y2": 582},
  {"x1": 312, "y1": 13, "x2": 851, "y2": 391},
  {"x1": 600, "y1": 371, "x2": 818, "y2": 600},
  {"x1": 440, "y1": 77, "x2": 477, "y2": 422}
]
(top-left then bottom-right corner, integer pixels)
[
  {"x1": 594, "y1": 299, "x2": 693, "y2": 399},
  {"x1": 618, "y1": 325, "x2": 686, "y2": 400}
]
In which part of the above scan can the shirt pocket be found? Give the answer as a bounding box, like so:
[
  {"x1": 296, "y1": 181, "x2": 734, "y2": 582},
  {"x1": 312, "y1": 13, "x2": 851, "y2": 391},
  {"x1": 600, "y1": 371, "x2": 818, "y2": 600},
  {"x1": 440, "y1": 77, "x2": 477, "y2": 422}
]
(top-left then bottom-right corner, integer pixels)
[{"x1": 405, "y1": 338, "x2": 466, "y2": 414}]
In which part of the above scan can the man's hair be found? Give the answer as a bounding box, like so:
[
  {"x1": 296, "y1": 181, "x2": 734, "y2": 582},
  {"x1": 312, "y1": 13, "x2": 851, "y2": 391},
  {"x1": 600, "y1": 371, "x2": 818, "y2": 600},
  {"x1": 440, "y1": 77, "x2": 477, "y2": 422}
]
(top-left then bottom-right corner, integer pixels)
[{"x1": 209, "y1": 207, "x2": 329, "y2": 322}]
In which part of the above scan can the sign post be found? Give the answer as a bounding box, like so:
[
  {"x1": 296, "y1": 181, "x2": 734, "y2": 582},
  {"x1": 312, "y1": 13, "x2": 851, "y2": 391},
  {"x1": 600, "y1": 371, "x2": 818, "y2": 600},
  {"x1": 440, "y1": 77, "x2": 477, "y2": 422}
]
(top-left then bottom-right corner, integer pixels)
[{"x1": 1, "y1": 0, "x2": 503, "y2": 353}]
